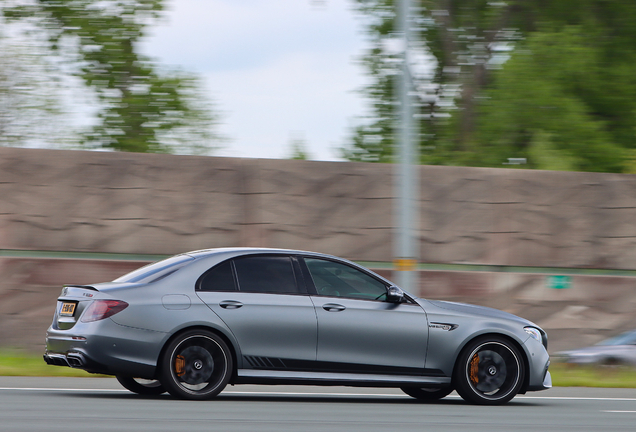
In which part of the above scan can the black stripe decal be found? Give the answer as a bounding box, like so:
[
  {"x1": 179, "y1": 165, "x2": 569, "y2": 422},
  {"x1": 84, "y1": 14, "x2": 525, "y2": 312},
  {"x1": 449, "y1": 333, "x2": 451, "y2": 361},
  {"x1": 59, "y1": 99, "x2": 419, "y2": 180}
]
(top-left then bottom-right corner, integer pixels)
[{"x1": 242, "y1": 356, "x2": 445, "y2": 377}]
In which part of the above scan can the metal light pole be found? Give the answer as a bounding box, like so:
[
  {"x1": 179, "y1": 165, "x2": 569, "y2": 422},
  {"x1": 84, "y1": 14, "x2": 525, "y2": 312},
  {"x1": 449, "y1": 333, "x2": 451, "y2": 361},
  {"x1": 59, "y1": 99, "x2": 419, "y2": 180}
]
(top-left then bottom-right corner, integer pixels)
[{"x1": 393, "y1": 0, "x2": 419, "y2": 292}]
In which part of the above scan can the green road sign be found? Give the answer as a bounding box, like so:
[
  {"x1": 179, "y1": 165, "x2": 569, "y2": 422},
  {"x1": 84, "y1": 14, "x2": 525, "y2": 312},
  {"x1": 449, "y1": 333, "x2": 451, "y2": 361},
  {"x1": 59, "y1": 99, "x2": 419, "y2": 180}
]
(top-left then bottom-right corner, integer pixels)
[{"x1": 548, "y1": 275, "x2": 571, "y2": 289}]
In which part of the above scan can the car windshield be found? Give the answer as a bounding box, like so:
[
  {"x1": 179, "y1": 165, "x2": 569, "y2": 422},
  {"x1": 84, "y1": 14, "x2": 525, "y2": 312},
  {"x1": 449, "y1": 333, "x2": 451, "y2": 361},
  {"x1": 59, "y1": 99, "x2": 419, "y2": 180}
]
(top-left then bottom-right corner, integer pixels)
[
  {"x1": 113, "y1": 255, "x2": 195, "y2": 283},
  {"x1": 597, "y1": 330, "x2": 636, "y2": 346}
]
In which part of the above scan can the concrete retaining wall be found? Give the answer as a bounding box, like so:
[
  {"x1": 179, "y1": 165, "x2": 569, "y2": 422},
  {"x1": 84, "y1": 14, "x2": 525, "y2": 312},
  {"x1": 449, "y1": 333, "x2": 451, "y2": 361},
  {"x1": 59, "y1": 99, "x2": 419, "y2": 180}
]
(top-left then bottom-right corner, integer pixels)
[{"x1": 2, "y1": 147, "x2": 636, "y2": 353}]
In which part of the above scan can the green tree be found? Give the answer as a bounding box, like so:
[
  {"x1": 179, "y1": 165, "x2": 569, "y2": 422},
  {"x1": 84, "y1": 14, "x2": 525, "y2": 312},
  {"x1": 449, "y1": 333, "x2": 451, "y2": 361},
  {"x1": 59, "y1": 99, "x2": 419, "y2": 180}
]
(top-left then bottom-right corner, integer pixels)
[
  {"x1": 3, "y1": 0, "x2": 223, "y2": 154},
  {"x1": 345, "y1": 0, "x2": 636, "y2": 173},
  {"x1": 288, "y1": 133, "x2": 312, "y2": 160},
  {"x1": 0, "y1": 23, "x2": 76, "y2": 147},
  {"x1": 344, "y1": 0, "x2": 530, "y2": 164},
  {"x1": 475, "y1": 27, "x2": 629, "y2": 172}
]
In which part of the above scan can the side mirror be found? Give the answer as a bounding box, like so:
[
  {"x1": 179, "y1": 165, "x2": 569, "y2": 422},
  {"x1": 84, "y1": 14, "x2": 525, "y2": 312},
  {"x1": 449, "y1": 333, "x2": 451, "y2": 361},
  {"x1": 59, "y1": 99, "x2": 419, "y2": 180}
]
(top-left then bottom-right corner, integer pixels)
[{"x1": 386, "y1": 286, "x2": 405, "y2": 303}]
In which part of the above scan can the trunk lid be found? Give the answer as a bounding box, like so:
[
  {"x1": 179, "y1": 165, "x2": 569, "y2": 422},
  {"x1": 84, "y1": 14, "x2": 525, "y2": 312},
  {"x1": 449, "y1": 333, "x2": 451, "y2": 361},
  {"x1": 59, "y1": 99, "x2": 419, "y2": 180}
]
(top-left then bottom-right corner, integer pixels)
[{"x1": 54, "y1": 285, "x2": 102, "y2": 330}]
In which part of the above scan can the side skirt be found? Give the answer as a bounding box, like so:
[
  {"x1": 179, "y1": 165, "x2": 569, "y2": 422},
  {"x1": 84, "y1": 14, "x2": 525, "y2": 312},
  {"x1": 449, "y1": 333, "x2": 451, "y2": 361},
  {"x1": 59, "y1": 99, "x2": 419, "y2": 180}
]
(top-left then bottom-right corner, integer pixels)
[{"x1": 234, "y1": 369, "x2": 451, "y2": 388}]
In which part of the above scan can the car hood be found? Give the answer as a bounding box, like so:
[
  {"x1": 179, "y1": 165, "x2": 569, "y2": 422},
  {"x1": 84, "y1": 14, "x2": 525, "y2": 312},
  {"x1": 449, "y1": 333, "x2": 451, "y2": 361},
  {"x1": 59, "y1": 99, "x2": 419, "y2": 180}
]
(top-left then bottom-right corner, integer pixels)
[{"x1": 425, "y1": 299, "x2": 534, "y2": 326}]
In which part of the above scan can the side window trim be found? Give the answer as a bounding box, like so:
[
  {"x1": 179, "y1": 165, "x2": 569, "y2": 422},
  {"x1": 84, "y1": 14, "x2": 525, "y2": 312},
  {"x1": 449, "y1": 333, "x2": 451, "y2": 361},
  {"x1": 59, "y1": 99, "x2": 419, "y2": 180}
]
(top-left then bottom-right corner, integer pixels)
[
  {"x1": 196, "y1": 258, "x2": 239, "y2": 292},
  {"x1": 233, "y1": 254, "x2": 305, "y2": 296},
  {"x1": 229, "y1": 259, "x2": 239, "y2": 291},
  {"x1": 299, "y1": 255, "x2": 391, "y2": 301},
  {"x1": 200, "y1": 255, "x2": 338, "y2": 296},
  {"x1": 293, "y1": 256, "x2": 316, "y2": 295},
  {"x1": 290, "y1": 256, "x2": 310, "y2": 295}
]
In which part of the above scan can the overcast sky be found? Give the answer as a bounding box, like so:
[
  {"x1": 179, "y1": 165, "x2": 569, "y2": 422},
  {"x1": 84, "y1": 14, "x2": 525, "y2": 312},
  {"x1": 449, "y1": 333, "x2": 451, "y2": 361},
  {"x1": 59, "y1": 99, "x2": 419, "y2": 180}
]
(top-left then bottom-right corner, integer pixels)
[{"x1": 140, "y1": 0, "x2": 369, "y2": 161}]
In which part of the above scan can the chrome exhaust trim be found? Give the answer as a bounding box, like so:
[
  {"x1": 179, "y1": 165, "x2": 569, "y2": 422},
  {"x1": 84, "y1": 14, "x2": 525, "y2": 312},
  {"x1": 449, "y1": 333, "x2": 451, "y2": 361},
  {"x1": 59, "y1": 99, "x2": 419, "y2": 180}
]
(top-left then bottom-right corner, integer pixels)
[
  {"x1": 44, "y1": 353, "x2": 70, "y2": 367},
  {"x1": 67, "y1": 352, "x2": 86, "y2": 367},
  {"x1": 44, "y1": 352, "x2": 86, "y2": 368}
]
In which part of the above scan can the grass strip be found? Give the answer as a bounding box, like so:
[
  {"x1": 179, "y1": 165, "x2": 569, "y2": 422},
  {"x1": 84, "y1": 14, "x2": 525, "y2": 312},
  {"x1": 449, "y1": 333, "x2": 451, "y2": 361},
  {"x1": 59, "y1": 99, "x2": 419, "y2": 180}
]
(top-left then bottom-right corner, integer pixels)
[
  {"x1": 0, "y1": 350, "x2": 102, "y2": 377},
  {"x1": 549, "y1": 363, "x2": 636, "y2": 388}
]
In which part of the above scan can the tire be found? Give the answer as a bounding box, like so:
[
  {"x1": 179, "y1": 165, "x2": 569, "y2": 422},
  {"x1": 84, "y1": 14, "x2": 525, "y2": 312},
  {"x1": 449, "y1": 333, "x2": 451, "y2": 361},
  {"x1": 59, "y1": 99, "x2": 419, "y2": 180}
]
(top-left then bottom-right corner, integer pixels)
[
  {"x1": 160, "y1": 330, "x2": 233, "y2": 400},
  {"x1": 454, "y1": 336, "x2": 525, "y2": 405},
  {"x1": 401, "y1": 386, "x2": 453, "y2": 401},
  {"x1": 600, "y1": 357, "x2": 623, "y2": 367},
  {"x1": 116, "y1": 375, "x2": 166, "y2": 395}
]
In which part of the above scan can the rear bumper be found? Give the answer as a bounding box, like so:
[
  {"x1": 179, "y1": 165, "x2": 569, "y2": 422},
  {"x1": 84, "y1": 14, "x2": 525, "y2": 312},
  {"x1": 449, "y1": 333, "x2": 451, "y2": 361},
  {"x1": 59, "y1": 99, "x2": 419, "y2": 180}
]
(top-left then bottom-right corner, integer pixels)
[
  {"x1": 44, "y1": 318, "x2": 167, "y2": 379},
  {"x1": 43, "y1": 351, "x2": 111, "y2": 375}
]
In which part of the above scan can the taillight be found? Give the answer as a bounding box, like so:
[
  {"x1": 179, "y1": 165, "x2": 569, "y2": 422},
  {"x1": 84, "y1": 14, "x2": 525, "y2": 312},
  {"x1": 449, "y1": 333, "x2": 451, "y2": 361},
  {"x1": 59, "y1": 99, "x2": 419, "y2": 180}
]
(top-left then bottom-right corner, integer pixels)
[{"x1": 81, "y1": 300, "x2": 129, "y2": 323}]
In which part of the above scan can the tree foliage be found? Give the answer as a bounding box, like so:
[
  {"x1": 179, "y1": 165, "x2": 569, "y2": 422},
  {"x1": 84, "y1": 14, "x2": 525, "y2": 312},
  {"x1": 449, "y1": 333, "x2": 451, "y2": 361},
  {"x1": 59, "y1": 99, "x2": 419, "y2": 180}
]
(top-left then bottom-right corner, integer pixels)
[
  {"x1": 346, "y1": 0, "x2": 636, "y2": 173},
  {"x1": 3, "y1": 0, "x2": 223, "y2": 154},
  {"x1": 287, "y1": 133, "x2": 312, "y2": 160},
  {"x1": 476, "y1": 28, "x2": 629, "y2": 172},
  {"x1": 0, "y1": 19, "x2": 75, "y2": 147},
  {"x1": 345, "y1": 0, "x2": 528, "y2": 164}
]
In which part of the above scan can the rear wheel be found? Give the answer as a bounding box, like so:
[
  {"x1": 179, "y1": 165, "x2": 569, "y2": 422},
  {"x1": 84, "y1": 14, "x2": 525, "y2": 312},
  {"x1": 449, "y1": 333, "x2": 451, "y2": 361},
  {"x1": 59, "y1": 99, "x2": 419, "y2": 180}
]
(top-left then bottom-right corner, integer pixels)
[
  {"x1": 454, "y1": 336, "x2": 524, "y2": 405},
  {"x1": 401, "y1": 386, "x2": 453, "y2": 401},
  {"x1": 115, "y1": 376, "x2": 166, "y2": 395},
  {"x1": 160, "y1": 330, "x2": 233, "y2": 400}
]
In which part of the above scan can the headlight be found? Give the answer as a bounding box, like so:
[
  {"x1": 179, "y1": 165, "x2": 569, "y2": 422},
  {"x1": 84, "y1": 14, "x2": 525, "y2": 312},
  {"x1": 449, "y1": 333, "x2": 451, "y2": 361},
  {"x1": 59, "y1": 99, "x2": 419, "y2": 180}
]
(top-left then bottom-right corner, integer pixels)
[{"x1": 524, "y1": 326, "x2": 542, "y2": 344}]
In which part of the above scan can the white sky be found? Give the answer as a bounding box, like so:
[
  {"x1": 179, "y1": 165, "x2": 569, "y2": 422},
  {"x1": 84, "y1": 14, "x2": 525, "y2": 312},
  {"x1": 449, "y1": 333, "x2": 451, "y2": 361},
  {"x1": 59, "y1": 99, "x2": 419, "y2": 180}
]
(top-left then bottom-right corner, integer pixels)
[{"x1": 140, "y1": 0, "x2": 369, "y2": 161}]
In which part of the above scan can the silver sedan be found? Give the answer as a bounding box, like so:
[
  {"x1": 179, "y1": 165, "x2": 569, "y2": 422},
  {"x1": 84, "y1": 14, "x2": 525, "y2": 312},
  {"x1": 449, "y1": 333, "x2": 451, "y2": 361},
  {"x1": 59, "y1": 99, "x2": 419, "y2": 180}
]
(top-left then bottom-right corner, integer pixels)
[
  {"x1": 554, "y1": 330, "x2": 636, "y2": 366},
  {"x1": 44, "y1": 248, "x2": 551, "y2": 404}
]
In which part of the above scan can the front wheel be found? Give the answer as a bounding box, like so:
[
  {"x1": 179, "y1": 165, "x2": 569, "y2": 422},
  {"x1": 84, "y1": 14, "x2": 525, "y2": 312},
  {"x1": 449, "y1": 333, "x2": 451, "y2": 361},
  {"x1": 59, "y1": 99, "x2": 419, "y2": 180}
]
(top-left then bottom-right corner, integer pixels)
[
  {"x1": 160, "y1": 330, "x2": 233, "y2": 400},
  {"x1": 116, "y1": 375, "x2": 166, "y2": 395},
  {"x1": 401, "y1": 386, "x2": 453, "y2": 401},
  {"x1": 454, "y1": 336, "x2": 525, "y2": 405}
]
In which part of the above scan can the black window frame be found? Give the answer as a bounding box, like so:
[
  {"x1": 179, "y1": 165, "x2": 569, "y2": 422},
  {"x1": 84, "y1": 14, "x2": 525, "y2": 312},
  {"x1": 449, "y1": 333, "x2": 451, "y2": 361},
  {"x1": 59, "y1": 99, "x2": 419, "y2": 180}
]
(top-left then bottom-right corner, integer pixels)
[
  {"x1": 298, "y1": 256, "x2": 392, "y2": 301},
  {"x1": 196, "y1": 258, "x2": 238, "y2": 292},
  {"x1": 196, "y1": 254, "x2": 307, "y2": 295}
]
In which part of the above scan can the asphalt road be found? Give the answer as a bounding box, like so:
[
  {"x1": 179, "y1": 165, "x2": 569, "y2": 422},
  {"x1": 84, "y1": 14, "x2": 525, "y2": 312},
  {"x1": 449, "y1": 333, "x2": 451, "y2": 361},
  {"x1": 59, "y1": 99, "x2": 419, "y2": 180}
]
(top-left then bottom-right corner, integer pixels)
[{"x1": 2, "y1": 377, "x2": 636, "y2": 432}]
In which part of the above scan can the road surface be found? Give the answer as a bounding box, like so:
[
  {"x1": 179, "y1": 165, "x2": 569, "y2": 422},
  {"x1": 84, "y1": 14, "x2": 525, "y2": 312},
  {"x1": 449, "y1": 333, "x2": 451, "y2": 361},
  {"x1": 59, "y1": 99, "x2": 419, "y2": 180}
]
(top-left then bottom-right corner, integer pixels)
[{"x1": 1, "y1": 377, "x2": 636, "y2": 431}]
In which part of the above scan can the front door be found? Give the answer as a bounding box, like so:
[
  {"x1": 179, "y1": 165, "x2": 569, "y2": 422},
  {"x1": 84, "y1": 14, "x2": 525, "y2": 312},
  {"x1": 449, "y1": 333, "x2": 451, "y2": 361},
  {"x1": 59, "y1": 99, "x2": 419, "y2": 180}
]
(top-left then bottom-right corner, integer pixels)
[{"x1": 303, "y1": 257, "x2": 429, "y2": 375}]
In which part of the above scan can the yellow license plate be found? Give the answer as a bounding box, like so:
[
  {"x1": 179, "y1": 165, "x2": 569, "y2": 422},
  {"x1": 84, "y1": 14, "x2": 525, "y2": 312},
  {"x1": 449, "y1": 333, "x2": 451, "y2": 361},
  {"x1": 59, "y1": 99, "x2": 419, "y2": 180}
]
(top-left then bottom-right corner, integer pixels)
[{"x1": 60, "y1": 302, "x2": 76, "y2": 317}]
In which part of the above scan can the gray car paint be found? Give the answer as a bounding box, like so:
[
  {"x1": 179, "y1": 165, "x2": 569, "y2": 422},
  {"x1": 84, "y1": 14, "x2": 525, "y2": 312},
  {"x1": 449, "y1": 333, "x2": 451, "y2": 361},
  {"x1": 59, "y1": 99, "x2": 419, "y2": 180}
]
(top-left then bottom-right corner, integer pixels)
[
  {"x1": 44, "y1": 247, "x2": 551, "y2": 395},
  {"x1": 197, "y1": 291, "x2": 318, "y2": 362},
  {"x1": 418, "y1": 298, "x2": 550, "y2": 390},
  {"x1": 312, "y1": 296, "x2": 429, "y2": 370}
]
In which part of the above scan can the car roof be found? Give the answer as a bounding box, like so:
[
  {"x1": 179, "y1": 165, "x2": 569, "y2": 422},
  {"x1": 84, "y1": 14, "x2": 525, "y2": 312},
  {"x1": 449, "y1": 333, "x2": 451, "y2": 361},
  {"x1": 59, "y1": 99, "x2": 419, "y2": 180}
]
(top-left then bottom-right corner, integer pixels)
[
  {"x1": 178, "y1": 247, "x2": 397, "y2": 289},
  {"x1": 183, "y1": 247, "x2": 342, "y2": 261}
]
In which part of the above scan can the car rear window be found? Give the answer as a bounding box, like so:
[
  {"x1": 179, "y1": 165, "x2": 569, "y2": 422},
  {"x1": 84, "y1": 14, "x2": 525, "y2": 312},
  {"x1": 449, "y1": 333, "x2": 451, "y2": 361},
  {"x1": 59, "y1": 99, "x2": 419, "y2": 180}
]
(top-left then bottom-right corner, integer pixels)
[{"x1": 113, "y1": 255, "x2": 194, "y2": 283}]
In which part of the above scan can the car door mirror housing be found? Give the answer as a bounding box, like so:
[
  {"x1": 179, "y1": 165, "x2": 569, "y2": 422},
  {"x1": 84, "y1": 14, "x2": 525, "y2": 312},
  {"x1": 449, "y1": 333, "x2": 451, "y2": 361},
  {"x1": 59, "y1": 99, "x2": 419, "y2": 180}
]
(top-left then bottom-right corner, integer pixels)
[{"x1": 386, "y1": 286, "x2": 405, "y2": 303}]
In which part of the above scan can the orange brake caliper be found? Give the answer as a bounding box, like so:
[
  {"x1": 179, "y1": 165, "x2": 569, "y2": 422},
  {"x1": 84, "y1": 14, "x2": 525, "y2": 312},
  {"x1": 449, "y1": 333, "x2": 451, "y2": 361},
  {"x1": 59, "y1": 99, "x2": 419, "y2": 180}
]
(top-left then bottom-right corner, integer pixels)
[
  {"x1": 175, "y1": 355, "x2": 186, "y2": 377},
  {"x1": 469, "y1": 353, "x2": 479, "y2": 384}
]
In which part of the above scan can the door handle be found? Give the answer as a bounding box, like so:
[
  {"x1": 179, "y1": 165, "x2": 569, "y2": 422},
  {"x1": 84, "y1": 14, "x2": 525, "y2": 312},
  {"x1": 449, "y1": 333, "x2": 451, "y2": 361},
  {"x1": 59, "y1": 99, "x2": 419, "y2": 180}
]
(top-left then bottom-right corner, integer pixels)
[
  {"x1": 220, "y1": 300, "x2": 243, "y2": 309},
  {"x1": 322, "y1": 303, "x2": 346, "y2": 312}
]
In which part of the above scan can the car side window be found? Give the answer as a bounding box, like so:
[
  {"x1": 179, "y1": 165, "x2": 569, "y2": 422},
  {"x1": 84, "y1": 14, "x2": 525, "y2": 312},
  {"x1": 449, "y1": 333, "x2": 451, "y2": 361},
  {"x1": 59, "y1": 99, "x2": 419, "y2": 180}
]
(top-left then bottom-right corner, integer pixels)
[
  {"x1": 304, "y1": 258, "x2": 387, "y2": 300},
  {"x1": 197, "y1": 259, "x2": 237, "y2": 292},
  {"x1": 233, "y1": 256, "x2": 300, "y2": 294}
]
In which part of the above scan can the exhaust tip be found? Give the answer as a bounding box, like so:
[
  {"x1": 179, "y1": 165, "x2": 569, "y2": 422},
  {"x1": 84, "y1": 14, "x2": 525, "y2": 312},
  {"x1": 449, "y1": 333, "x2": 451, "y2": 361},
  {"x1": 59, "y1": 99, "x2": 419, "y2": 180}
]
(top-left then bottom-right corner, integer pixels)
[
  {"x1": 44, "y1": 352, "x2": 86, "y2": 368},
  {"x1": 44, "y1": 353, "x2": 70, "y2": 367},
  {"x1": 67, "y1": 352, "x2": 86, "y2": 368}
]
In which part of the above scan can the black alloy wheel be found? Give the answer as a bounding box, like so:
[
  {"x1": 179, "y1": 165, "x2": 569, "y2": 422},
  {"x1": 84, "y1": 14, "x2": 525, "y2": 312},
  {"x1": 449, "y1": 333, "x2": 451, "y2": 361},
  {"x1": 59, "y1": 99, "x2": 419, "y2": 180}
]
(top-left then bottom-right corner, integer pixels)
[
  {"x1": 160, "y1": 330, "x2": 233, "y2": 400},
  {"x1": 400, "y1": 386, "x2": 454, "y2": 401},
  {"x1": 116, "y1": 375, "x2": 166, "y2": 395},
  {"x1": 454, "y1": 336, "x2": 525, "y2": 405}
]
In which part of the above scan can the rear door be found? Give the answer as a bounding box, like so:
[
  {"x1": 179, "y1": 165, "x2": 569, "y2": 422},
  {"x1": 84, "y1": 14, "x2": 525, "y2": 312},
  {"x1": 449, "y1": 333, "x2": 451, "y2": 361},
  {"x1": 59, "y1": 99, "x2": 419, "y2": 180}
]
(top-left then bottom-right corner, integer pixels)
[{"x1": 196, "y1": 255, "x2": 317, "y2": 366}]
